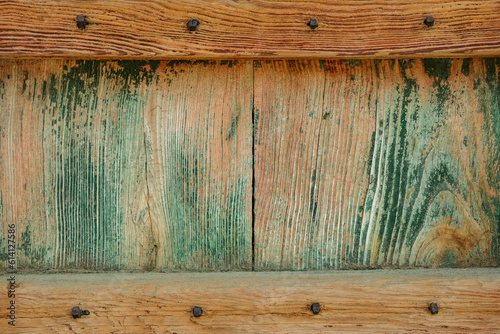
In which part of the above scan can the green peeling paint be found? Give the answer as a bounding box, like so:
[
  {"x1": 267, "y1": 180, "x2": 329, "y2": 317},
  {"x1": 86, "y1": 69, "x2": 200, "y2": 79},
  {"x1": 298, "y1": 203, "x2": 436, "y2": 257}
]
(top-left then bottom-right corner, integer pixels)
[{"x1": 0, "y1": 59, "x2": 499, "y2": 272}]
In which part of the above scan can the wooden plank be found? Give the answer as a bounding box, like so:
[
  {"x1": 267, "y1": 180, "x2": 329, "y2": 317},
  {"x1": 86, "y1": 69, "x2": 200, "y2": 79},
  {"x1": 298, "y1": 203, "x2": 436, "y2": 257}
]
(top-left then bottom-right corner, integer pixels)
[
  {"x1": 0, "y1": 1, "x2": 499, "y2": 59},
  {"x1": 143, "y1": 60, "x2": 253, "y2": 270},
  {"x1": 0, "y1": 60, "x2": 154, "y2": 270},
  {"x1": 0, "y1": 60, "x2": 253, "y2": 271},
  {"x1": 254, "y1": 59, "x2": 500, "y2": 270},
  {"x1": 1, "y1": 269, "x2": 499, "y2": 332}
]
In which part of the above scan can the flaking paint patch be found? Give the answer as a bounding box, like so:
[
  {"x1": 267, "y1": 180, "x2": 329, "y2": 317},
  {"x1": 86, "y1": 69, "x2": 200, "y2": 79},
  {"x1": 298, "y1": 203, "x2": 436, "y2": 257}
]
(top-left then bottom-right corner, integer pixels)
[{"x1": 254, "y1": 59, "x2": 500, "y2": 270}]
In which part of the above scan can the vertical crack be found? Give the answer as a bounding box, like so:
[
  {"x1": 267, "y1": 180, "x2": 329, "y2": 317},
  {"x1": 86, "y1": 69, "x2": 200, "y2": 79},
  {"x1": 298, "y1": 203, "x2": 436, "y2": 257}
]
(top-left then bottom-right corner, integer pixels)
[
  {"x1": 143, "y1": 111, "x2": 157, "y2": 270},
  {"x1": 251, "y1": 61, "x2": 256, "y2": 271}
]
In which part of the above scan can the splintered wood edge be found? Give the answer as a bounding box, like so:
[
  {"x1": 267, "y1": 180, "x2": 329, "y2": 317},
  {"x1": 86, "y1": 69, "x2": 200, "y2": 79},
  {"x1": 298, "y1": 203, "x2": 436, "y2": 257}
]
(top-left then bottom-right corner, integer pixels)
[
  {"x1": 2, "y1": 269, "x2": 500, "y2": 332},
  {"x1": 0, "y1": 0, "x2": 499, "y2": 59}
]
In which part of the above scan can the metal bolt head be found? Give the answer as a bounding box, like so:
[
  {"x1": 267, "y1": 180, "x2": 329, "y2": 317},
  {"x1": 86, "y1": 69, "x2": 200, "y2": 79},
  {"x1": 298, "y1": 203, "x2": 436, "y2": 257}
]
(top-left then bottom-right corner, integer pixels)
[
  {"x1": 187, "y1": 19, "x2": 200, "y2": 31},
  {"x1": 71, "y1": 306, "x2": 82, "y2": 318},
  {"x1": 193, "y1": 306, "x2": 203, "y2": 317},
  {"x1": 310, "y1": 302, "x2": 321, "y2": 315},
  {"x1": 424, "y1": 16, "x2": 435, "y2": 27},
  {"x1": 76, "y1": 14, "x2": 89, "y2": 29},
  {"x1": 428, "y1": 302, "x2": 439, "y2": 315},
  {"x1": 71, "y1": 306, "x2": 90, "y2": 318},
  {"x1": 307, "y1": 18, "x2": 319, "y2": 30}
]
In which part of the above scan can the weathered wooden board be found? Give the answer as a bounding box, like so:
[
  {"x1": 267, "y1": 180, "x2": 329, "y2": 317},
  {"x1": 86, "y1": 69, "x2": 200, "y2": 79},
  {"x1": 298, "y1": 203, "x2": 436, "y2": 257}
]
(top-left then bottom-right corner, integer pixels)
[
  {"x1": 254, "y1": 59, "x2": 500, "y2": 270},
  {"x1": 1, "y1": 1, "x2": 500, "y2": 59},
  {"x1": 1, "y1": 58, "x2": 499, "y2": 271},
  {"x1": 0, "y1": 60, "x2": 253, "y2": 271},
  {"x1": 0, "y1": 60, "x2": 153, "y2": 271},
  {"x1": 143, "y1": 60, "x2": 253, "y2": 270},
  {"x1": 2, "y1": 269, "x2": 499, "y2": 333}
]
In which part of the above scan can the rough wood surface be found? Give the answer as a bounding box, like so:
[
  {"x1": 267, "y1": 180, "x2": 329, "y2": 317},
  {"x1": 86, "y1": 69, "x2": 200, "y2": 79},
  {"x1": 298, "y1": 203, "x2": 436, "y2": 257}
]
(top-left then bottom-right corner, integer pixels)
[
  {"x1": 1, "y1": 58, "x2": 500, "y2": 272},
  {"x1": 1, "y1": 269, "x2": 499, "y2": 333},
  {"x1": 0, "y1": 60, "x2": 153, "y2": 270},
  {"x1": 1, "y1": 0, "x2": 500, "y2": 59},
  {"x1": 143, "y1": 60, "x2": 253, "y2": 270},
  {"x1": 0, "y1": 60, "x2": 253, "y2": 271},
  {"x1": 254, "y1": 59, "x2": 500, "y2": 270}
]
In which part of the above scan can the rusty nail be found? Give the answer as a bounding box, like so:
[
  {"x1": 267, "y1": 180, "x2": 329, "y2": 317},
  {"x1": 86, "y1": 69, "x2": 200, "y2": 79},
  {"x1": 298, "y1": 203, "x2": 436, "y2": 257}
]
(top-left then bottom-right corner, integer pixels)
[
  {"x1": 310, "y1": 302, "x2": 321, "y2": 315},
  {"x1": 428, "y1": 302, "x2": 439, "y2": 315},
  {"x1": 76, "y1": 14, "x2": 89, "y2": 29},
  {"x1": 193, "y1": 306, "x2": 203, "y2": 317},
  {"x1": 71, "y1": 306, "x2": 90, "y2": 318},
  {"x1": 307, "y1": 18, "x2": 319, "y2": 30},
  {"x1": 424, "y1": 16, "x2": 435, "y2": 27},
  {"x1": 187, "y1": 19, "x2": 200, "y2": 31}
]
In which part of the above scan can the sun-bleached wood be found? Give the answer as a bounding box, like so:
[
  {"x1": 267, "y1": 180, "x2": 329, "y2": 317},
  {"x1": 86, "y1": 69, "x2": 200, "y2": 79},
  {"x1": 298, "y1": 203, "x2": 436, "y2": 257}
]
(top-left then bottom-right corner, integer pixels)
[
  {"x1": 0, "y1": 59, "x2": 253, "y2": 271},
  {"x1": 1, "y1": 59, "x2": 499, "y2": 272},
  {"x1": 0, "y1": 0, "x2": 500, "y2": 59},
  {"x1": 1, "y1": 269, "x2": 499, "y2": 333},
  {"x1": 254, "y1": 59, "x2": 500, "y2": 270},
  {"x1": 143, "y1": 60, "x2": 253, "y2": 270},
  {"x1": 0, "y1": 60, "x2": 154, "y2": 270}
]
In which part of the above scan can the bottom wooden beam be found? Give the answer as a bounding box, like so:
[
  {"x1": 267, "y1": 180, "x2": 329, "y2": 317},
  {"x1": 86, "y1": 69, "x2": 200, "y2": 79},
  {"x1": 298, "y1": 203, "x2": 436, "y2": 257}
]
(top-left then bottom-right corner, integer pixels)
[{"x1": 2, "y1": 269, "x2": 499, "y2": 333}]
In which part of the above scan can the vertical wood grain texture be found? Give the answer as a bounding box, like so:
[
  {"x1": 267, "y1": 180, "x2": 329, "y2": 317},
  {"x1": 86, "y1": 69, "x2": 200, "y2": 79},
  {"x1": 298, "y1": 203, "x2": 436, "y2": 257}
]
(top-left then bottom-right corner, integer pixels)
[
  {"x1": 254, "y1": 59, "x2": 500, "y2": 270},
  {"x1": 0, "y1": 60, "x2": 154, "y2": 270},
  {"x1": 0, "y1": 60, "x2": 253, "y2": 271},
  {"x1": 1, "y1": 58, "x2": 499, "y2": 272},
  {"x1": 144, "y1": 60, "x2": 253, "y2": 270}
]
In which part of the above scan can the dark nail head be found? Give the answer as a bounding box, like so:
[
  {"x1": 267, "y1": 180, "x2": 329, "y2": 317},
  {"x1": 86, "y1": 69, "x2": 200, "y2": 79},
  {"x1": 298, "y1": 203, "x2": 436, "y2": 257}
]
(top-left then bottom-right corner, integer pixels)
[
  {"x1": 193, "y1": 306, "x2": 203, "y2": 317},
  {"x1": 428, "y1": 302, "x2": 439, "y2": 315},
  {"x1": 71, "y1": 306, "x2": 82, "y2": 318},
  {"x1": 310, "y1": 302, "x2": 321, "y2": 315},
  {"x1": 187, "y1": 19, "x2": 200, "y2": 31},
  {"x1": 424, "y1": 16, "x2": 435, "y2": 27},
  {"x1": 76, "y1": 14, "x2": 89, "y2": 29},
  {"x1": 307, "y1": 18, "x2": 319, "y2": 29}
]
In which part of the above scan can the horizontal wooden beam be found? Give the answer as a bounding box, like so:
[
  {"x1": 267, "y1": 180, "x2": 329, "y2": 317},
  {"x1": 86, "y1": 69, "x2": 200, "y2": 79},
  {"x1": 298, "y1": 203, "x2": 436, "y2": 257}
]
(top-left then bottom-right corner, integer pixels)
[
  {"x1": 2, "y1": 269, "x2": 499, "y2": 332},
  {"x1": 1, "y1": 0, "x2": 499, "y2": 59}
]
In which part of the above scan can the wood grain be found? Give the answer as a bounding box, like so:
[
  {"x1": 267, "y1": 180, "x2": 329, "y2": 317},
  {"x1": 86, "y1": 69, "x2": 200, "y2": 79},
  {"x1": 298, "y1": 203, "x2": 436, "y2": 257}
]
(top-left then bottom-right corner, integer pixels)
[
  {"x1": 143, "y1": 60, "x2": 253, "y2": 270},
  {"x1": 1, "y1": 269, "x2": 499, "y2": 333},
  {"x1": 0, "y1": 60, "x2": 154, "y2": 271},
  {"x1": 1, "y1": 0, "x2": 500, "y2": 59},
  {"x1": 0, "y1": 60, "x2": 253, "y2": 271},
  {"x1": 254, "y1": 59, "x2": 500, "y2": 270}
]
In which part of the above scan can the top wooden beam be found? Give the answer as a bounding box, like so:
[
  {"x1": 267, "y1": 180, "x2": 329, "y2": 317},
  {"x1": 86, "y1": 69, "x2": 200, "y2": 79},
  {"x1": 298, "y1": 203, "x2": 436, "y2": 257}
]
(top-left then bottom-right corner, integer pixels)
[{"x1": 0, "y1": 0, "x2": 499, "y2": 59}]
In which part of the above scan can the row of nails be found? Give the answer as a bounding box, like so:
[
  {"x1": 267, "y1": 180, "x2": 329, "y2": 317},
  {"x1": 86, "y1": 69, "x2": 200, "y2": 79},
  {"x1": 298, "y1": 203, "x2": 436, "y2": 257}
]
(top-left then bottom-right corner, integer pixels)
[
  {"x1": 75, "y1": 15, "x2": 436, "y2": 31},
  {"x1": 71, "y1": 302, "x2": 440, "y2": 319}
]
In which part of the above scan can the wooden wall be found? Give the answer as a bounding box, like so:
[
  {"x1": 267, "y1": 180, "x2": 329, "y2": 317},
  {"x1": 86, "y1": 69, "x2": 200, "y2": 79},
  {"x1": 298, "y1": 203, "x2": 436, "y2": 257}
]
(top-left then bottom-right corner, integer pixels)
[
  {"x1": 0, "y1": 58, "x2": 499, "y2": 271},
  {"x1": 254, "y1": 59, "x2": 500, "y2": 269},
  {"x1": 0, "y1": 60, "x2": 253, "y2": 271}
]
